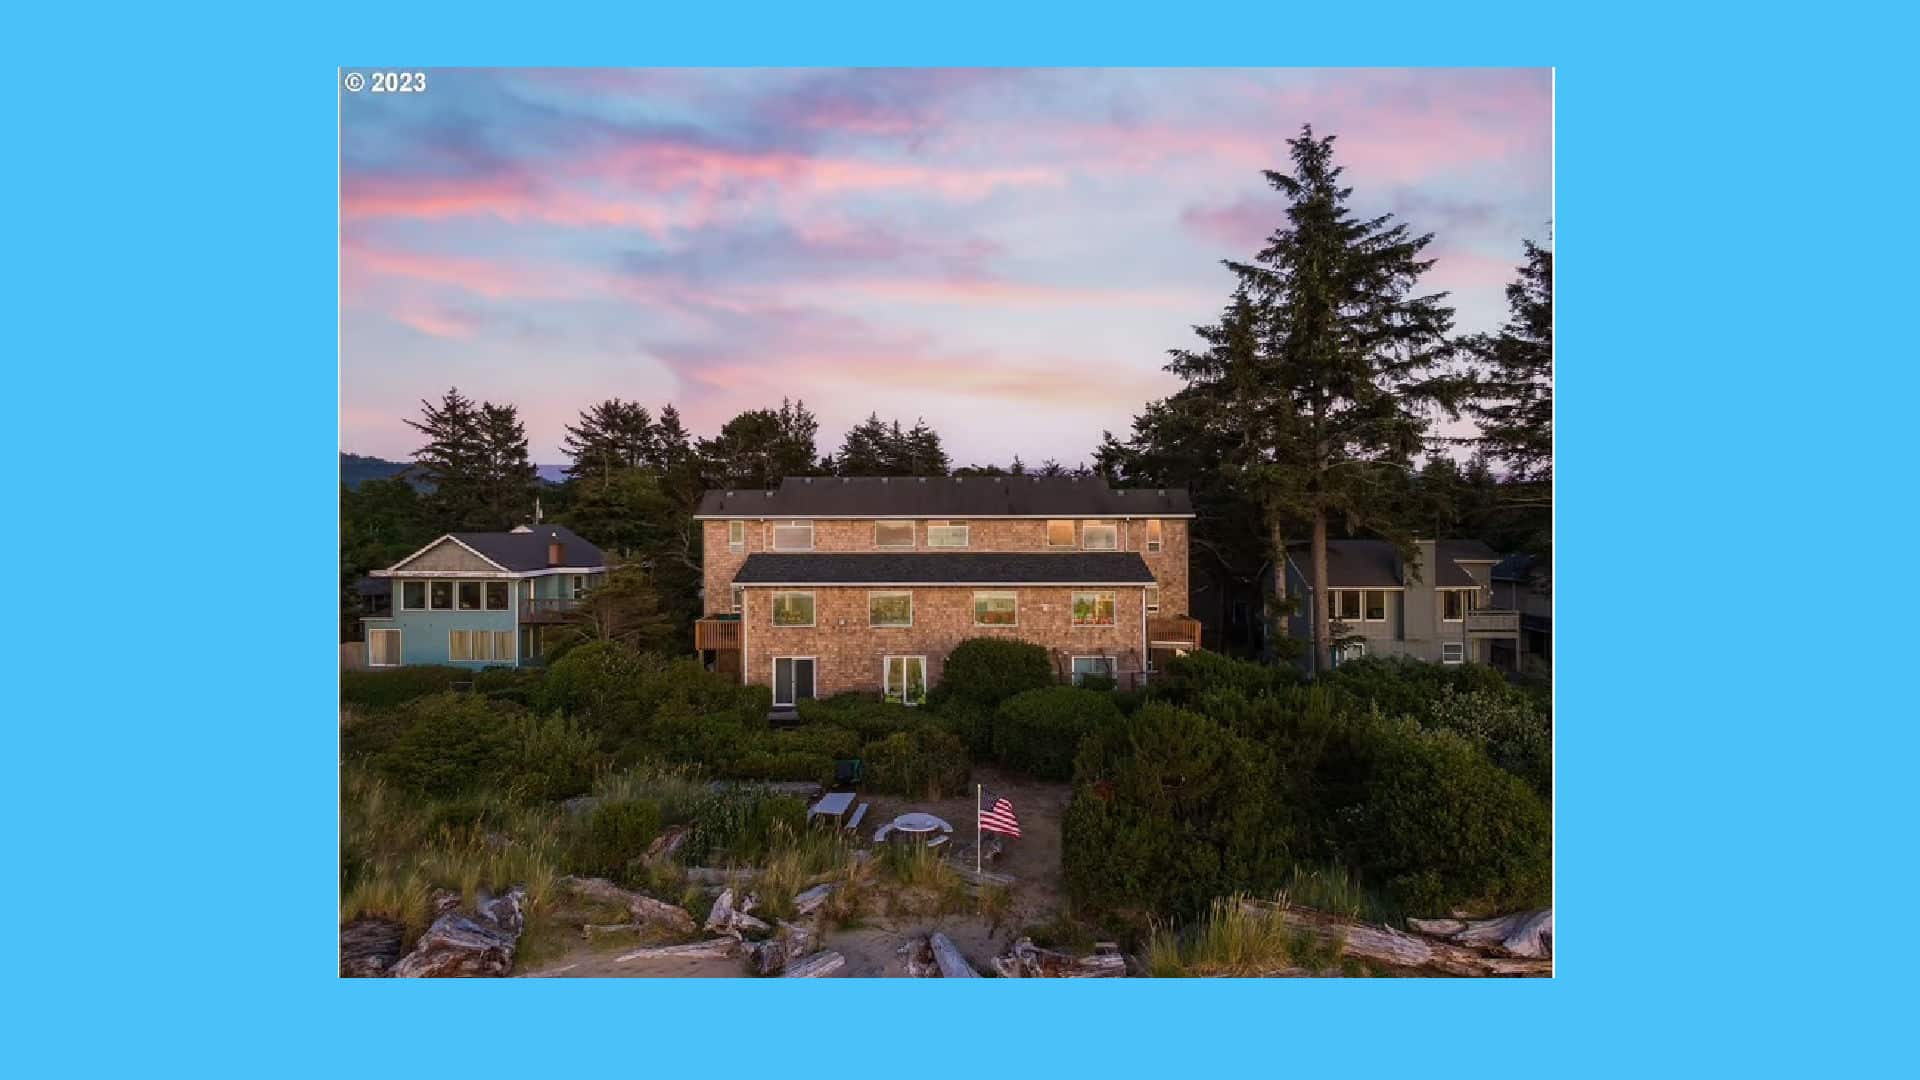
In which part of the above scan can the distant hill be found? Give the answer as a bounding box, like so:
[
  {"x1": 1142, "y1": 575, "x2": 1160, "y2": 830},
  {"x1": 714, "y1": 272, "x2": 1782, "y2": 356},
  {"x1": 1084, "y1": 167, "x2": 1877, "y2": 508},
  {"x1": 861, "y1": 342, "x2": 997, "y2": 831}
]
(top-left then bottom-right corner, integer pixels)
[{"x1": 340, "y1": 452, "x2": 567, "y2": 490}]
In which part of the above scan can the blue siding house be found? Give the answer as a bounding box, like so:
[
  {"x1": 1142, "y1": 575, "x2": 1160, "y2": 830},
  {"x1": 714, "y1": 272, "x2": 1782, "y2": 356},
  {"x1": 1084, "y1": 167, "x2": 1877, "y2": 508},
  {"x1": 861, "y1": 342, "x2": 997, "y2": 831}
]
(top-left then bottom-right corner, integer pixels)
[{"x1": 360, "y1": 524, "x2": 607, "y2": 668}]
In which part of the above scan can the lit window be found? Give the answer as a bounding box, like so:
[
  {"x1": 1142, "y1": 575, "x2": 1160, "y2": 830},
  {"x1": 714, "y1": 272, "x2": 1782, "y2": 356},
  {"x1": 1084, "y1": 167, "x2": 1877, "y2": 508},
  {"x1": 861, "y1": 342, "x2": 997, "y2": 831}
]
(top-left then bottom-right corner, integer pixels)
[
  {"x1": 368, "y1": 629, "x2": 402, "y2": 667},
  {"x1": 1047, "y1": 520, "x2": 1076, "y2": 547},
  {"x1": 869, "y1": 591, "x2": 913, "y2": 627},
  {"x1": 874, "y1": 521, "x2": 915, "y2": 549},
  {"x1": 1071, "y1": 656, "x2": 1116, "y2": 686},
  {"x1": 1442, "y1": 642, "x2": 1465, "y2": 665},
  {"x1": 430, "y1": 581, "x2": 453, "y2": 610},
  {"x1": 728, "y1": 520, "x2": 746, "y2": 551},
  {"x1": 401, "y1": 581, "x2": 426, "y2": 610},
  {"x1": 927, "y1": 521, "x2": 969, "y2": 548},
  {"x1": 493, "y1": 631, "x2": 514, "y2": 662},
  {"x1": 1145, "y1": 586, "x2": 1161, "y2": 614},
  {"x1": 1364, "y1": 590, "x2": 1386, "y2": 621},
  {"x1": 1072, "y1": 591, "x2": 1117, "y2": 627},
  {"x1": 772, "y1": 592, "x2": 815, "y2": 627},
  {"x1": 485, "y1": 582, "x2": 510, "y2": 611},
  {"x1": 973, "y1": 592, "x2": 1017, "y2": 626},
  {"x1": 771, "y1": 520, "x2": 815, "y2": 550},
  {"x1": 1145, "y1": 519, "x2": 1163, "y2": 552},
  {"x1": 449, "y1": 630, "x2": 474, "y2": 661},
  {"x1": 1081, "y1": 522, "x2": 1118, "y2": 550}
]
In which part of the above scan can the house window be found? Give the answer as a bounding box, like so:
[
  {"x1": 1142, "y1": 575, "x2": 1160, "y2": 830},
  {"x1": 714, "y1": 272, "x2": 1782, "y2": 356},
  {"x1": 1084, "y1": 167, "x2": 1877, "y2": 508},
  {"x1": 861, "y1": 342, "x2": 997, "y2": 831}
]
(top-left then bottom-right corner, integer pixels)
[
  {"x1": 1047, "y1": 520, "x2": 1076, "y2": 548},
  {"x1": 572, "y1": 575, "x2": 588, "y2": 598},
  {"x1": 1081, "y1": 522, "x2": 1118, "y2": 550},
  {"x1": 1328, "y1": 590, "x2": 1361, "y2": 621},
  {"x1": 1334, "y1": 642, "x2": 1367, "y2": 667},
  {"x1": 926, "y1": 521, "x2": 969, "y2": 548},
  {"x1": 1364, "y1": 590, "x2": 1386, "y2": 622},
  {"x1": 1145, "y1": 519, "x2": 1163, "y2": 552},
  {"x1": 400, "y1": 581, "x2": 427, "y2": 611},
  {"x1": 1442, "y1": 642, "x2": 1465, "y2": 665},
  {"x1": 492, "y1": 630, "x2": 514, "y2": 662},
  {"x1": 771, "y1": 520, "x2": 815, "y2": 551},
  {"x1": 874, "y1": 521, "x2": 915, "y2": 549},
  {"x1": 728, "y1": 520, "x2": 746, "y2": 552},
  {"x1": 1443, "y1": 591, "x2": 1465, "y2": 621},
  {"x1": 368, "y1": 629, "x2": 402, "y2": 667},
  {"x1": 1071, "y1": 656, "x2": 1116, "y2": 686},
  {"x1": 771, "y1": 592, "x2": 815, "y2": 627},
  {"x1": 1145, "y1": 586, "x2": 1161, "y2": 614},
  {"x1": 730, "y1": 586, "x2": 744, "y2": 615},
  {"x1": 449, "y1": 630, "x2": 473, "y2": 662},
  {"x1": 458, "y1": 582, "x2": 483, "y2": 611},
  {"x1": 883, "y1": 656, "x2": 928, "y2": 706},
  {"x1": 430, "y1": 581, "x2": 454, "y2": 610},
  {"x1": 973, "y1": 592, "x2": 1018, "y2": 627},
  {"x1": 485, "y1": 582, "x2": 510, "y2": 611},
  {"x1": 869, "y1": 591, "x2": 913, "y2": 628},
  {"x1": 1072, "y1": 591, "x2": 1117, "y2": 627}
]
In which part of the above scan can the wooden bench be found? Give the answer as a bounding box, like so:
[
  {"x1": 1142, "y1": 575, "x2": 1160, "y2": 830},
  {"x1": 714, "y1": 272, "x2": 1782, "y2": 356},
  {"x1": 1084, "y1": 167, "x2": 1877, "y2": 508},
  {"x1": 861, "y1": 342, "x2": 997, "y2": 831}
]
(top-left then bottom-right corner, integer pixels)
[{"x1": 844, "y1": 803, "x2": 869, "y2": 833}]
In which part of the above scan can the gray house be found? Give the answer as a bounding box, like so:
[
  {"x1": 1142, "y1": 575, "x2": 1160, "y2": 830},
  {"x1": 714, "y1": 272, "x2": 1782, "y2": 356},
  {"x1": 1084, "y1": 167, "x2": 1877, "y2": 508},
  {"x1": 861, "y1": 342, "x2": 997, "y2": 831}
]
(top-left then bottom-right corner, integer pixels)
[{"x1": 1283, "y1": 538, "x2": 1524, "y2": 669}]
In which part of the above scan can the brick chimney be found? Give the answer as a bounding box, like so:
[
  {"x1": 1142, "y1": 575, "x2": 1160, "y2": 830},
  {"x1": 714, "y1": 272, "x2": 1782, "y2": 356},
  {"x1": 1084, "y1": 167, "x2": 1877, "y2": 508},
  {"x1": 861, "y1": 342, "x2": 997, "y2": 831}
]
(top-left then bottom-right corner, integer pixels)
[{"x1": 547, "y1": 534, "x2": 566, "y2": 566}]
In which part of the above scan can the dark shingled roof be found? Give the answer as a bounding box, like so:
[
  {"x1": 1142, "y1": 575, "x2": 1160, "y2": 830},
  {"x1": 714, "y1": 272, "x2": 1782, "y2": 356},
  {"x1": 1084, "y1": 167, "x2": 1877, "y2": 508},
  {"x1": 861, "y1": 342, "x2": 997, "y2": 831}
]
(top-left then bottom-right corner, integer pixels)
[
  {"x1": 1289, "y1": 538, "x2": 1500, "y2": 588},
  {"x1": 732, "y1": 552, "x2": 1157, "y2": 585},
  {"x1": 448, "y1": 525, "x2": 606, "y2": 572},
  {"x1": 355, "y1": 576, "x2": 391, "y2": 598},
  {"x1": 696, "y1": 475, "x2": 1193, "y2": 519}
]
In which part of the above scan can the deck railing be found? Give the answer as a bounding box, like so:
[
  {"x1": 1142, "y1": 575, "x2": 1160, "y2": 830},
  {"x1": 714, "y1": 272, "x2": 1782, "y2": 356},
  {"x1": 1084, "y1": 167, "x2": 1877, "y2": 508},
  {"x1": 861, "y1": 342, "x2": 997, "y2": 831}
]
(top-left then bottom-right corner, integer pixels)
[
  {"x1": 1464, "y1": 609, "x2": 1521, "y2": 635},
  {"x1": 1147, "y1": 614, "x2": 1204, "y2": 648},
  {"x1": 520, "y1": 597, "x2": 584, "y2": 623},
  {"x1": 695, "y1": 616, "x2": 743, "y2": 650}
]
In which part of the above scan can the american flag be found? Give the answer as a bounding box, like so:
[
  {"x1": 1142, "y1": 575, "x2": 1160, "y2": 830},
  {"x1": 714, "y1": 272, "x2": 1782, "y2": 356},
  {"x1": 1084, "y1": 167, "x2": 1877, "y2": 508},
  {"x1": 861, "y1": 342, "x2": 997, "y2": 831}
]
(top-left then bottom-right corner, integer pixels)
[{"x1": 979, "y1": 790, "x2": 1021, "y2": 838}]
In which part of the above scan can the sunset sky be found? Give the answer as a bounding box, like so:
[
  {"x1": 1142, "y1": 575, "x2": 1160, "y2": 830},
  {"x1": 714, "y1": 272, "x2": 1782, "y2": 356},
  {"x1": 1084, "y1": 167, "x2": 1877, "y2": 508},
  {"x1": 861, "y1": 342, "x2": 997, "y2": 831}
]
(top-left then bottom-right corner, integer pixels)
[{"x1": 340, "y1": 68, "x2": 1551, "y2": 469}]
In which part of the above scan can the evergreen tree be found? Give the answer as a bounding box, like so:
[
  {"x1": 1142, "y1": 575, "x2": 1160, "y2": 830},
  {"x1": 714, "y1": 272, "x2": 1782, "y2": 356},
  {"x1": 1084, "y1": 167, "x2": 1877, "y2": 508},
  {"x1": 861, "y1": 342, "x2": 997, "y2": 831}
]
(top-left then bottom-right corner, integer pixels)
[
  {"x1": 1465, "y1": 239, "x2": 1553, "y2": 484},
  {"x1": 831, "y1": 412, "x2": 894, "y2": 475},
  {"x1": 408, "y1": 388, "x2": 534, "y2": 531},
  {"x1": 563, "y1": 399, "x2": 657, "y2": 490},
  {"x1": 477, "y1": 402, "x2": 538, "y2": 530},
  {"x1": 698, "y1": 398, "x2": 822, "y2": 488},
  {"x1": 901, "y1": 419, "x2": 950, "y2": 476}
]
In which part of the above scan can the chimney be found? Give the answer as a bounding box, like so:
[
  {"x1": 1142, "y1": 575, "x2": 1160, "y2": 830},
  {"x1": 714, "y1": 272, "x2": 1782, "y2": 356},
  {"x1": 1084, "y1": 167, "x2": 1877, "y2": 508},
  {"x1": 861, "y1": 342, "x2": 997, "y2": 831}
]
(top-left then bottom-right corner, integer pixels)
[{"x1": 547, "y1": 536, "x2": 566, "y2": 566}]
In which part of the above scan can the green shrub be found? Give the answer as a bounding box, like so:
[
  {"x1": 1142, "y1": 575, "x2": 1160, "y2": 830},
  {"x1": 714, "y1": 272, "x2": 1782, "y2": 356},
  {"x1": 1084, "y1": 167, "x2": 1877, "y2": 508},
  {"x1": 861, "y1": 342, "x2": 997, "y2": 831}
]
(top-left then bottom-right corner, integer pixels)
[
  {"x1": 1415, "y1": 687, "x2": 1552, "y2": 798},
  {"x1": 538, "y1": 640, "x2": 667, "y2": 715},
  {"x1": 471, "y1": 665, "x2": 548, "y2": 708},
  {"x1": 340, "y1": 706, "x2": 414, "y2": 761},
  {"x1": 936, "y1": 638, "x2": 1054, "y2": 706},
  {"x1": 1151, "y1": 650, "x2": 1301, "y2": 706},
  {"x1": 1062, "y1": 703, "x2": 1286, "y2": 926},
  {"x1": 573, "y1": 798, "x2": 663, "y2": 883},
  {"x1": 934, "y1": 699, "x2": 996, "y2": 759},
  {"x1": 796, "y1": 694, "x2": 929, "y2": 739},
  {"x1": 1347, "y1": 720, "x2": 1551, "y2": 916},
  {"x1": 724, "y1": 751, "x2": 837, "y2": 785},
  {"x1": 993, "y1": 686, "x2": 1122, "y2": 780},
  {"x1": 686, "y1": 788, "x2": 806, "y2": 864},
  {"x1": 341, "y1": 666, "x2": 471, "y2": 712},
  {"x1": 1318, "y1": 656, "x2": 1518, "y2": 718},
  {"x1": 503, "y1": 711, "x2": 605, "y2": 803},
  {"x1": 863, "y1": 729, "x2": 970, "y2": 798},
  {"x1": 374, "y1": 693, "x2": 519, "y2": 799}
]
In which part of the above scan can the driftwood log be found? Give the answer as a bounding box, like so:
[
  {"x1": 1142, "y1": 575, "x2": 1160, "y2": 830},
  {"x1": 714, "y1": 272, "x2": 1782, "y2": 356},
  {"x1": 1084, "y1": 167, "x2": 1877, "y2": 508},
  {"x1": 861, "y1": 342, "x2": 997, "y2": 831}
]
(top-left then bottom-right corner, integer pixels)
[
  {"x1": 782, "y1": 950, "x2": 845, "y2": 977},
  {"x1": 705, "y1": 888, "x2": 771, "y2": 935},
  {"x1": 388, "y1": 887, "x2": 527, "y2": 978},
  {"x1": 792, "y1": 883, "x2": 837, "y2": 917},
  {"x1": 929, "y1": 933, "x2": 980, "y2": 978},
  {"x1": 1407, "y1": 909, "x2": 1553, "y2": 959},
  {"x1": 1243, "y1": 902, "x2": 1552, "y2": 977},
  {"x1": 557, "y1": 876, "x2": 697, "y2": 936},
  {"x1": 992, "y1": 937, "x2": 1125, "y2": 978},
  {"x1": 902, "y1": 938, "x2": 937, "y2": 977},
  {"x1": 340, "y1": 918, "x2": 406, "y2": 978},
  {"x1": 615, "y1": 938, "x2": 740, "y2": 962}
]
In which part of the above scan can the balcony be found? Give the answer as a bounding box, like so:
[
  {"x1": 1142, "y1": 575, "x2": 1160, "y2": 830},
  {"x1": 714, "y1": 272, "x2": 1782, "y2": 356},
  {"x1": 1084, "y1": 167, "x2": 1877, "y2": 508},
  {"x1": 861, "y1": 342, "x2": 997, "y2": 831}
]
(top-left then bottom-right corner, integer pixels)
[
  {"x1": 520, "y1": 597, "x2": 584, "y2": 624},
  {"x1": 1464, "y1": 609, "x2": 1521, "y2": 636},
  {"x1": 1147, "y1": 614, "x2": 1203, "y2": 649},
  {"x1": 695, "y1": 615, "x2": 743, "y2": 651}
]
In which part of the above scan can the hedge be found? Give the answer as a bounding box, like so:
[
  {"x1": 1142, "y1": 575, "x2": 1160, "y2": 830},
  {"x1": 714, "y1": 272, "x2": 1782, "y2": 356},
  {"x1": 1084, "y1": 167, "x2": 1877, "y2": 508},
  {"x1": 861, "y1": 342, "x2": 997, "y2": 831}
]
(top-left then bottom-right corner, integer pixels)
[
  {"x1": 572, "y1": 798, "x2": 664, "y2": 883},
  {"x1": 862, "y1": 729, "x2": 970, "y2": 798},
  {"x1": 1150, "y1": 650, "x2": 1302, "y2": 706},
  {"x1": 993, "y1": 686, "x2": 1122, "y2": 780},
  {"x1": 937, "y1": 638, "x2": 1054, "y2": 706},
  {"x1": 340, "y1": 666, "x2": 472, "y2": 712}
]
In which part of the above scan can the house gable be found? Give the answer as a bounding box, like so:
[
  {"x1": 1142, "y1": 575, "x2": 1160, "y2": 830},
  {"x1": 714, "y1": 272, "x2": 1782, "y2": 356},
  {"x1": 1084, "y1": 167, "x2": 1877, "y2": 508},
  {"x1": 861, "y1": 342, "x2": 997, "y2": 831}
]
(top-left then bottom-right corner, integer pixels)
[{"x1": 391, "y1": 537, "x2": 508, "y2": 574}]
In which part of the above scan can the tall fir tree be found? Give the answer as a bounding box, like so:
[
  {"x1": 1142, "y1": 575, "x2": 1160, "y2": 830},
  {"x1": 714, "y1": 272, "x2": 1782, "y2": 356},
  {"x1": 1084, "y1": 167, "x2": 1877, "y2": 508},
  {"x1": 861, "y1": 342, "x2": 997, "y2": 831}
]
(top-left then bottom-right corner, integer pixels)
[
  {"x1": 407, "y1": 387, "x2": 535, "y2": 531},
  {"x1": 698, "y1": 398, "x2": 822, "y2": 488},
  {"x1": 1465, "y1": 239, "x2": 1553, "y2": 484},
  {"x1": 562, "y1": 399, "x2": 657, "y2": 490}
]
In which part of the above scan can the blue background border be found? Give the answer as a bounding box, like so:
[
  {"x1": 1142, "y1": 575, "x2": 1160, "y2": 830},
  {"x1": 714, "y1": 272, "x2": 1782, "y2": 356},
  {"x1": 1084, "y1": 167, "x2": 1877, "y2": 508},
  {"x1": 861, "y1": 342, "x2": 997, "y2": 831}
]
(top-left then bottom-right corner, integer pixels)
[{"x1": 9, "y1": 1, "x2": 1910, "y2": 1075}]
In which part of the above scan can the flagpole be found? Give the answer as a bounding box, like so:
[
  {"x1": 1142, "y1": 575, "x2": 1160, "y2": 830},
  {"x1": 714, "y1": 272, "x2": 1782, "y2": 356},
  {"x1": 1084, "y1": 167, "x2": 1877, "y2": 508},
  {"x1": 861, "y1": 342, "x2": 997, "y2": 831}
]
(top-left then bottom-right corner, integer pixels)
[{"x1": 975, "y1": 783, "x2": 982, "y2": 876}]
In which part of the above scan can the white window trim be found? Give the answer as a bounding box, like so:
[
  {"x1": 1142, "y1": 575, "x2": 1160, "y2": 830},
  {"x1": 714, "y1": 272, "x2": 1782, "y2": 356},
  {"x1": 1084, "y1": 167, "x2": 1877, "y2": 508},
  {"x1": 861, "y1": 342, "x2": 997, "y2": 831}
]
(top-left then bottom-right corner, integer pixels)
[
  {"x1": 873, "y1": 520, "x2": 916, "y2": 549},
  {"x1": 1362, "y1": 589, "x2": 1387, "y2": 623},
  {"x1": 972, "y1": 590, "x2": 1018, "y2": 627},
  {"x1": 771, "y1": 590, "x2": 816, "y2": 628},
  {"x1": 1145, "y1": 519, "x2": 1163, "y2": 553},
  {"x1": 926, "y1": 520, "x2": 970, "y2": 548},
  {"x1": 1441, "y1": 642, "x2": 1466, "y2": 665},
  {"x1": 868, "y1": 590, "x2": 914, "y2": 628},
  {"x1": 882, "y1": 655, "x2": 928, "y2": 706},
  {"x1": 448, "y1": 629, "x2": 474, "y2": 662},
  {"x1": 1071, "y1": 655, "x2": 1116, "y2": 685},
  {"x1": 728, "y1": 520, "x2": 746, "y2": 552},
  {"x1": 368, "y1": 628, "x2": 402, "y2": 667},
  {"x1": 1081, "y1": 521, "x2": 1119, "y2": 551},
  {"x1": 769, "y1": 520, "x2": 816, "y2": 552},
  {"x1": 1328, "y1": 589, "x2": 1363, "y2": 622},
  {"x1": 1071, "y1": 590, "x2": 1119, "y2": 628},
  {"x1": 1046, "y1": 520, "x2": 1077, "y2": 548},
  {"x1": 1442, "y1": 589, "x2": 1469, "y2": 622},
  {"x1": 1145, "y1": 586, "x2": 1161, "y2": 614},
  {"x1": 399, "y1": 581, "x2": 427, "y2": 612},
  {"x1": 730, "y1": 585, "x2": 744, "y2": 615},
  {"x1": 483, "y1": 581, "x2": 511, "y2": 612},
  {"x1": 772, "y1": 656, "x2": 818, "y2": 708},
  {"x1": 429, "y1": 580, "x2": 456, "y2": 611}
]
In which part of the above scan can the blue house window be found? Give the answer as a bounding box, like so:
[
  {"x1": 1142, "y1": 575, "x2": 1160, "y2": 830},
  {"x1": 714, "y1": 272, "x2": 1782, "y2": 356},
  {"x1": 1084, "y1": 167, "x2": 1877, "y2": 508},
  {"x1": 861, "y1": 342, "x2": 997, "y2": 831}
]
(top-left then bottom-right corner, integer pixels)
[{"x1": 401, "y1": 581, "x2": 426, "y2": 610}]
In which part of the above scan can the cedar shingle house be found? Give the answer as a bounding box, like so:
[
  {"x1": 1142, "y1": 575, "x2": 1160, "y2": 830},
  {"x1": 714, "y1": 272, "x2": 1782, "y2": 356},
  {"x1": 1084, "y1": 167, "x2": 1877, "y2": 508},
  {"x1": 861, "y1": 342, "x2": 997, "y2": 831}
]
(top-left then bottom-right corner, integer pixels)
[
  {"x1": 1283, "y1": 538, "x2": 1525, "y2": 669},
  {"x1": 693, "y1": 475, "x2": 1202, "y2": 704}
]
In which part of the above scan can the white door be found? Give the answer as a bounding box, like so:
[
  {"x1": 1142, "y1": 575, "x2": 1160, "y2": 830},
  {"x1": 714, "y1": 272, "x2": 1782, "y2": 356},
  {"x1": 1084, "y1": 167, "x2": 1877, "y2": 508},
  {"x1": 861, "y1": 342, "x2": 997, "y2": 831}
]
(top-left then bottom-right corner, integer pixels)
[{"x1": 773, "y1": 657, "x2": 816, "y2": 707}]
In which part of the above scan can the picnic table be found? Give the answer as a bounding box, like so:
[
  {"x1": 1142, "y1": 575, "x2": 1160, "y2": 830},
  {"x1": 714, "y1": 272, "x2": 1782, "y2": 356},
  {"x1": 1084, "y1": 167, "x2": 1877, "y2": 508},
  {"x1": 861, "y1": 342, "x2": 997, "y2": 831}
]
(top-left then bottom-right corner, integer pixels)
[
  {"x1": 891, "y1": 812, "x2": 952, "y2": 837},
  {"x1": 807, "y1": 791, "x2": 856, "y2": 824}
]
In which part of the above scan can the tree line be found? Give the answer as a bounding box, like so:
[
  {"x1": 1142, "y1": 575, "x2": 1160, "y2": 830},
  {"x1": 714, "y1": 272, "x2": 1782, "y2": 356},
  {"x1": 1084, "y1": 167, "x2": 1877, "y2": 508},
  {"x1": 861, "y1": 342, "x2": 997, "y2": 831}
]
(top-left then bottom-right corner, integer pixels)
[{"x1": 343, "y1": 124, "x2": 1551, "y2": 664}]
